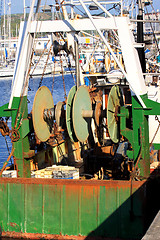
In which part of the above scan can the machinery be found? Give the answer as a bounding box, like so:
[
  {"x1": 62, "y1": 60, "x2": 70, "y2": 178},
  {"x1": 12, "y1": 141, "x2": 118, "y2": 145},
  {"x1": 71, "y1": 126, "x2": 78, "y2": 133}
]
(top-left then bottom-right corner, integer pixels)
[{"x1": 0, "y1": 0, "x2": 160, "y2": 239}]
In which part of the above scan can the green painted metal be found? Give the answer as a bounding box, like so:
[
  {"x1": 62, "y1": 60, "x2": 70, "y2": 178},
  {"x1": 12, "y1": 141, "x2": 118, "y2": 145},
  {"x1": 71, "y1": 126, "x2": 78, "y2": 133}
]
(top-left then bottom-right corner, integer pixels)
[
  {"x1": 0, "y1": 179, "x2": 148, "y2": 239},
  {"x1": 0, "y1": 103, "x2": 12, "y2": 117},
  {"x1": 11, "y1": 96, "x2": 31, "y2": 178},
  {"x1": 120, "y1": 92, "x2": 160, "y2": 178},
  {"x1": 107, "y1": 85, "x2": 123, "y2": 143},
  {"x1": 8, "y1": 183, "x2": 25, "y2": 232},
  {"x1": 120, "y1": 94, "x2": 150, "y2": 178},
  {"x1": 72, "y1": 85, "x2": 92, "y2": 142},
  {"x1": 66, "y1": 85, "x2": 78, "y2": 142},
  {"x1": 21, "y1": 119, "x2": 31, "y2": 139},
  {"x1": 0, "y1": 183, "x2": 8, "y2": 230},
  {"x1": 25, "y1": 184, "x2": 43, "y2": 233},
  {"x1": 0, "y1": 96, "x2": 31, "y2": 178}
]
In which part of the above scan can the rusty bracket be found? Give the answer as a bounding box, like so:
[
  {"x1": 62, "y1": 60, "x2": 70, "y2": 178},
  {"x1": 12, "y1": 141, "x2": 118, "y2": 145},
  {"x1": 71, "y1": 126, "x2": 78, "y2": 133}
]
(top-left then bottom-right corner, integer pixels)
[{"x1": 24, "y1": 150, "x2": 35, "y2": 159}]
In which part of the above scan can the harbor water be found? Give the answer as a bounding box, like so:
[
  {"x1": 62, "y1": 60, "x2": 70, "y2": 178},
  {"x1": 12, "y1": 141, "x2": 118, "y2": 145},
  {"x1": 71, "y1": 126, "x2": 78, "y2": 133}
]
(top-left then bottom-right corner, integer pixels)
[{"x1": 0, "y1": 73, "x2": 75, "y2": 169}]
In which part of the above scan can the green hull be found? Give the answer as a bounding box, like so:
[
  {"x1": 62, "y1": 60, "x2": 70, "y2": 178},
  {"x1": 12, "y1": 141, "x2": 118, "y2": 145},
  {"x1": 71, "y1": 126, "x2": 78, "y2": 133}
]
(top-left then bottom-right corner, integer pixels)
[{"x1": 0, "y1": 177, "x2": 159, "y2": 239}]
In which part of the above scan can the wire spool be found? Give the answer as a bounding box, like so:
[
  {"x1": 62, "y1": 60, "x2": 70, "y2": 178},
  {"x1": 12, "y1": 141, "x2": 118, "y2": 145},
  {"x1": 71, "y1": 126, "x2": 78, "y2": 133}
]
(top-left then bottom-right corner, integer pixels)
[
  {"x1": 55, "y1": 101, "x2": 64, "y2": 130},
  {"x1": 32, "y1": 86, "x2": 54, "y2": 142},
  {"x1": 72, "y1": 85, "x2": 92, "y2": 142},
  {"x1": 66, "y1": 86, "x2": 78, "y2": 142},
  {"x1": 107, "y1": 85, "x2": 123, "y2": 143}
]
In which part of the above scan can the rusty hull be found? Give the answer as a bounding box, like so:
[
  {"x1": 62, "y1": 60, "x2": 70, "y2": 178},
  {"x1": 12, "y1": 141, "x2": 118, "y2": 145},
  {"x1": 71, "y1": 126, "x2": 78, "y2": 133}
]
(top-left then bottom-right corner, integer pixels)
[{"x1": 0, "y1": 177, "x2": 157, "y2": 240}]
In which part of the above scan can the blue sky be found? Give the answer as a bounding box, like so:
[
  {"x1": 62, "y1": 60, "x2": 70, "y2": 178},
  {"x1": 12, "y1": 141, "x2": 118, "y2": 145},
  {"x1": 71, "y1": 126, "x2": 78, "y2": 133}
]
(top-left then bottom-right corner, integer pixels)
[{"x1": 7, "y1": 0, "x2": 160, "y2": 14}]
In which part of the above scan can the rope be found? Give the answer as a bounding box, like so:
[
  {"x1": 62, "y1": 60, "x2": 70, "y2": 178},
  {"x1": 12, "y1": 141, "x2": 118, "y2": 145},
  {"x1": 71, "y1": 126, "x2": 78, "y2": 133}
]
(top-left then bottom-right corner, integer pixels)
[
  {"x1": 9, "y1": 128, "x2": 20, "y2": 142},
  {"x1": 0, "y1": 120, "x2": 10, "y2": 137},
  {"x1": 130, "y1": 126, "x2": 143, "y2": 180},
  {"x1": 0, "y1": 148, "x2": 14, "y2": 176},
  {"x1": 130, "y1": 149, "x2": 141, "y2": 180},
  {"x1": 4, "y1": 135, "x2": 12, "y2": 164}
]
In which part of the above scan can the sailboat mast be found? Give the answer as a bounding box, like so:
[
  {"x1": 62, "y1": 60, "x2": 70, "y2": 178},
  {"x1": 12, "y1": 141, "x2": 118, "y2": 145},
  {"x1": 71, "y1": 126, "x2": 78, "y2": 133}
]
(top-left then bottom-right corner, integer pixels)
[
  {"x1": 3, "y1": 0, "x2": 6, "y2": 64},
  {"x1": 8, "y1": 0, "x2": 11, "y2": 60},
  {"x1": 23, "y1": 0, "x2": 26, "y2": 20}
]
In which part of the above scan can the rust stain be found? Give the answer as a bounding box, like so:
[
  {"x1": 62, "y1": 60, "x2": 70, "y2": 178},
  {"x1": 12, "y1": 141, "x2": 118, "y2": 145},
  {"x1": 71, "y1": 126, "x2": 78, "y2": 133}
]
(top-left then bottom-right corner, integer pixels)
[
  {"x1": 24, "y1": 150, "x2": 35, "y2": 159},
  {"x1": 9, "y1": 222, "x2": 19, "y2": 227},
  {"x1": 81, "y1": 185, "x2": 97, "y2": 199},
  {"x1": 0, "y1": 177, "x2": 145, "y2": 189},
  {"x1": 2, "y1": 231, "x2": 121, "y2": 239},
  {"x1": 65, "y1": 184, "x2": 80, "y2": 197}
]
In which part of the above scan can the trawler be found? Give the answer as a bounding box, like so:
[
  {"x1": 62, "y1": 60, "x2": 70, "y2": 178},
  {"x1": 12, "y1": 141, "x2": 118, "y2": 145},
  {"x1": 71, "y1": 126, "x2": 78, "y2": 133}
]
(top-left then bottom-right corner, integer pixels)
[{"x1": 0, "y1": 0, "x2": 160, "y2": 239}]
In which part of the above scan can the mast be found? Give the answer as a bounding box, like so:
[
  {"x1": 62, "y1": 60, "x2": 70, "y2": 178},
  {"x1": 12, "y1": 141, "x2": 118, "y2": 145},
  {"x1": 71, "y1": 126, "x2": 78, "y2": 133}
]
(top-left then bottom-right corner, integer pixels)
[
  {"x1": 137, "y1": 0, "x2": 146, "y2": 73},
  {"x1": 7, "y1": 0, "x2": 11, "y2": 60},
  {"x1": 3, "y1": 0, "x2": 6, "y2": 64},
  {"x1": 23, "y1": 0, "x2": 26, "y2": 20}
]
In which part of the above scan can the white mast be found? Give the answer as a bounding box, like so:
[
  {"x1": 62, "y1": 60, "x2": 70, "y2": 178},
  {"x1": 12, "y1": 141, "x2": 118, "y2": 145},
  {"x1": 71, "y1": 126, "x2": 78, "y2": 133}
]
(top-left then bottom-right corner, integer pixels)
[
  {"x1": 23, "y1": 0, "x2": 26, "y2": 20},
  {"x1": 3, "y1": 0, "x2": 6, "y2": 64},
  {"x1": 7, "y1": 0, "x2": 11, "y2": 60}
]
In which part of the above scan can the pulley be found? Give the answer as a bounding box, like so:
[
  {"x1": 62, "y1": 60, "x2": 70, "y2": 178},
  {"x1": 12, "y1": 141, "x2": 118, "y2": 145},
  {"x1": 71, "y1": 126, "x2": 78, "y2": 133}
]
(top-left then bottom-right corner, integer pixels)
[
  {"x1": 53, "y1": 40, "x2": 69, "y2": 56},
  {"x1": 66, "y1": 85, "x2": 104, "y2": 143},
  {"x1": 32, "y1": 86, "x2": 54, "y2": 142},
  {"x1": 66, "y1": 85, "x2": 78, "y2": 142},
  {"x1": 107, "y1": 85, "x2": 123, "y2": 143},
  {"x1": 32, "y1": 87, "x2": 65, "y2": 142},
  {"x1": 72, "y1": 85, "x2": 92, "y2": 142}
]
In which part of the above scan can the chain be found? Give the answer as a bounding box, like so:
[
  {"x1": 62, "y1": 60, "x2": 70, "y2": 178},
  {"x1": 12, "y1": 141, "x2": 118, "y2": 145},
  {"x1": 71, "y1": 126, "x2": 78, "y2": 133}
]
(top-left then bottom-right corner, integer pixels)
[
  {"x1": 60, "y1": 54, "x2": 67, "y2": 99},
  {"x1": 14, "y1": 49, "x2": 35, "y2": 131},
  {"x1": 13, "y1": 0, "x2": 50, "y2": 131},
  {"x1": 65, "y1": 54, "x2": 76, "y2": 85},
  {"x1": 12, "y1": 43, "x2": 52, "y2": 139},
  {"x1": 30, "y1": 40, "x2": 50, "y2": 77},
  {"x1": 38, "y1": 45, "x2": 53, "y2": 89},
  {"x1": 5, "y1": 6, "x2": 49, "y2": 143},
  {"x1": 9, "y1": 128, "x2": 20, "y2": 142},
  {"x1": 51, "y1": 60, "x2": 56, "y2": 95}
]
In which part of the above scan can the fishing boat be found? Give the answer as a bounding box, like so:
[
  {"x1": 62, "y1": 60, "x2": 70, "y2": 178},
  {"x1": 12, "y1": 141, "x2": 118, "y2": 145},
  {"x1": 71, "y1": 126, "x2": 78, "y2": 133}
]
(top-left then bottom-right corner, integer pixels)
[{"x1": 0, "y1": 0, "x2": 160, "y2": 239}]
